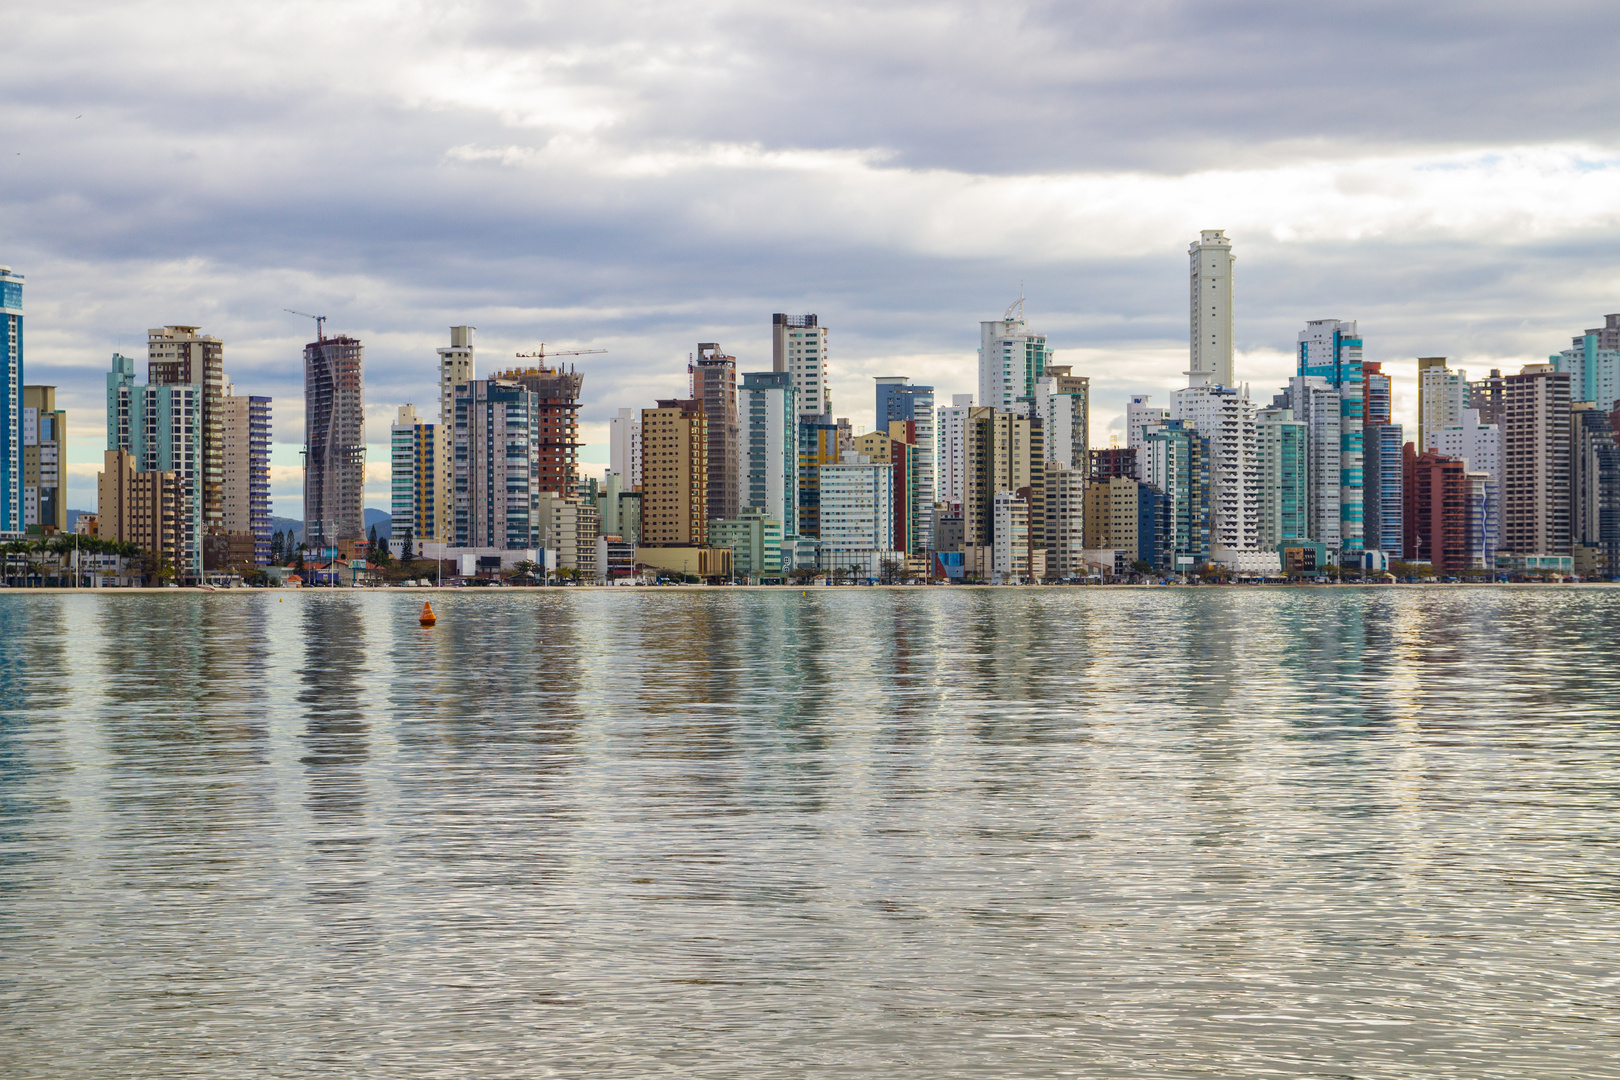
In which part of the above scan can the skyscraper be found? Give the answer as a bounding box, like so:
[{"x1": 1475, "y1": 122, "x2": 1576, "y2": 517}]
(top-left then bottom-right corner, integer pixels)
[
  {"x1": 0, "y1": 266, "x2": 23, "y2": 538},
  {"x1": 693, "y1": 344, "x2": 740, "y2": 522},
  {"x1": 220, "y1": 385, "x2": 272, "y2": 564},
  {"x1": 495, "y1": 363, "x2": 585, "y2": 495},
  {"x1": 1364, "y1": 422, "x2": 1405, "y2": 558},
  {"x1": 303, "y1": 332, "x2": 366, "y2": 548},
  {"x1": 640, "y1": 399, "x2": 708, "y2": 546},
  {"x1": 609, "y1": 407, "x2": 642, "y2": 489},
  {"x1": 390, "y1": 404, "x2": 436, "y2": 552},
  {"x1": 978, "y1": 298, "x2": 1052, "y2": 411},
  {"x1": 935, "y1": 393, "x2": 974, "y2": 513},
  {"x1": 1552, "y1": 313, "x2": 1620, "y2": 412},
  {"x1": 1571, "y1": 401, "x2": 1620, "y2": 572},
  {"x1": 1172, "y1": 383, "x2": 1260, "y2": 558},
  {"x1": 1501, "y1": 364, "x2": 1572, "y2": 557},
  {"x1": 1188, "y1": 230, "x2": 1235, "y2": 389},
  {"x1": 741, "y1": 371, "x2": 797, "y2": 537},
  {"x1": 1126, "y1": 394, "x2": 1169, "y2": 451},
  {"x1": 22, "y1": 385, "x2": 65, "y2": 535},
  {"x1": 1255, "y1": 405, "x2": 1307, "y2": 548},
  {"x1": 961, "y1": 406, "x2": 1041, "y2": 549},
  {"x1": 1035, "y1": 365, "x2": 1089, "y2": 471},
  {"x1": 1142, "y1": 419, "x2": 1212, "y2": 568},
  {"x1": 147, "y1": 326, "x2": 224, "y2": 534},
  {"x1": 108, "y1": 354, "x2": 204, "y2": 577},
  {"x1": 1297, "y1": 318, "x2": 1365, "y2": 556},
  {"x1": 435, "y1": 327, "x2": 476, "y2": 540},
  {"x1": 454, "y1": 380, "x2": 541, "y2": 549},
  {"x1": 773, "y1": 313, "x2": 829, "y2": 417},
  {"x1": 1417, "y1": 357, "x2": 1467, "y2": 453},
  {"x1": 874, "y1": 376, "x2": 936, "y2": 553},
  {"x1": 1285, "y1": 376, "x2": 1344, "y2": 550}
]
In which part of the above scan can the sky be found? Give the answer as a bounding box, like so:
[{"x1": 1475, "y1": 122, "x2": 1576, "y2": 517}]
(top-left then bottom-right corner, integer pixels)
[{"x1": 6, "y1": 0, "x2": 1620, "y2": 518}]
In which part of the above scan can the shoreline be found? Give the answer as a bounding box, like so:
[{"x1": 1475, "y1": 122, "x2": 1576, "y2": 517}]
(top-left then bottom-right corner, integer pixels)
[{"x1": 0, "y1": 581, "x2": 1607, "y2": 595}]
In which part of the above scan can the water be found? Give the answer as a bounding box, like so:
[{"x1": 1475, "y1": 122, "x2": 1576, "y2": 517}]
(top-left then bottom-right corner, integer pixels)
[{"x1": 2, "y1": 587, "x2": 1618, "y2": 1078}]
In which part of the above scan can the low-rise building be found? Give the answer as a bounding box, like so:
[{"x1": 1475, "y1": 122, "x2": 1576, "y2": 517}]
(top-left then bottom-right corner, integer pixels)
[{"x1": 710, "y1": 508, "x2": 786, "y2": 583}]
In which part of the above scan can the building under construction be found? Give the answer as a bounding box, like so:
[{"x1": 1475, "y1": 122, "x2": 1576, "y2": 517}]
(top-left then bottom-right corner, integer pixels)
[
  {"x1": 492, "y1": 364, "x2": 584, "y2": 494},
  {"x1": 304, "y1": 334, "x2": 366, "y2": 547},
  {"x1": 692, "y1": 344, "x2": 739, "y2": 522}
]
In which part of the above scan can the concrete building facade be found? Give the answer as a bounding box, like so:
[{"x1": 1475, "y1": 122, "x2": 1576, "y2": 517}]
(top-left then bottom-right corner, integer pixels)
[
  {"x1": 978, "y1": 299, "x2": 1052, "y2": 412},
  {"x1": 1501, "y1": 364, "x2": 1572, "y2": 556},
  {"x1": 874, "y1": 376, "x2": 935, "y2": 552},
  {"x1": 1188, "y1": 230, "x2": 1235, "y2": 389},
  {"x1": 773, "y1": 313, "x2": 829, "y2": 417},
  {"x1": 693, "y1": 344, "x2": 740, "y2": 523},
  {"x1": 21, "y1": 385, "x2": 64, "y2": 535},
  {"x1": 147, "y1": 325, "x2": 224, "y2": 535},
  {"x1": 641, "y1": 399, "x2": 708, "y2": 546},
  {"x1": 304, "y1": 333, "x2": 366, "y2": 547},
  {"x1": 391, "y1": 404, "x2": 437, "y2": 552},
  {"x1": 220, "y1": 386, "x2": 272, "y2": 563},
  {"x1": 454, "y1": 379, "x2": 541, "y2": 550},
  {"x1": 0, "y1": 266, "x2": 20, "y2": 537}
]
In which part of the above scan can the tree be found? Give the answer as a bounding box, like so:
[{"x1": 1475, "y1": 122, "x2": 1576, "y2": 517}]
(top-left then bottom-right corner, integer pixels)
[
  {"x1": 368, "y1": 523, "x2": 379, "y2": 551},
  {"x1": 790, "y1": 566, "x2": 817, "y2": 584},
  {"x1": 879, "y1": 558, "x2": 900, "y2": 584},
  {"x1": 399, "y1": 526, "x2": 414, "y2": 563}
]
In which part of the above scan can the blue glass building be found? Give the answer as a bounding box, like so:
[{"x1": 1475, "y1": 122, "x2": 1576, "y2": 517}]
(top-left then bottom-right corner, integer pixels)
[{"x1": 0, "y1": 267, "x2": 22, "y2": 537}]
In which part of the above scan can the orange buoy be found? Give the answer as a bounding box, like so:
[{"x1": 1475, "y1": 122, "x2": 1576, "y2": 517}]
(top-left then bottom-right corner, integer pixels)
[{"x1": 419, "y1": 601, "x2": 437, "y2": 627}]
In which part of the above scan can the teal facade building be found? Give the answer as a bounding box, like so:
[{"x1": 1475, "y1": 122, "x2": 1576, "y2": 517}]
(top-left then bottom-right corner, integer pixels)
[{"x1": 1298, "y1": 318, "x2": 1364, "y2": 557}]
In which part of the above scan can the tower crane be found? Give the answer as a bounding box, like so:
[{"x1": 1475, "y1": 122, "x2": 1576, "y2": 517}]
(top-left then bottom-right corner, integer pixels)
[
  {"x1": 284, "y1": 309, "x2": 327, "y2": 341},
  {"x1": 514, "y1": 345, "x2": 607, "y2": 360}
]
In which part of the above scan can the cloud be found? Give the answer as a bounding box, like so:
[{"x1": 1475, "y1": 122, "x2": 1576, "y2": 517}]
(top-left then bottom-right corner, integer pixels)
[{"x1": 6, "y1": 1, "x2": 1620, "y2": 515}]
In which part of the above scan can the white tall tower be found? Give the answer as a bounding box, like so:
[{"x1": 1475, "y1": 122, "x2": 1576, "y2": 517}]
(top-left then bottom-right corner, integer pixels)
[
  {"x1": 433, "y1": 326, "x2": 475, "y2": 541},
  {"x1": 1189, "y1": 230, "x2": 1235, "y2": 388},
  {"x1": 773, "y1": 313, "x2": 829, "y2": 417},
  {"x1": 978, "y1": 297, "x2": 1053, "y2": 411}
]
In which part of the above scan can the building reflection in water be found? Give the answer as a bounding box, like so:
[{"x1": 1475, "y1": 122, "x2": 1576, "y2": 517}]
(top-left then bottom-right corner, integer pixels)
[{"x1": 298, "y1": 596, "x2": 375, "y2": 939}]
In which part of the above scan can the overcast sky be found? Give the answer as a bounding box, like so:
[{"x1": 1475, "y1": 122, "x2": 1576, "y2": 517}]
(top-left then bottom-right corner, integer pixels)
[{"x1": 6, "y1": 0, "x2": 1620, "y2": 517}]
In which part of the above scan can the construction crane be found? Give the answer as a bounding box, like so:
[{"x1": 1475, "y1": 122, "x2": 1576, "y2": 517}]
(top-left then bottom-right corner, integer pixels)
[
  {"x1": 514, "y1": 345, "x2": 607, "y2": 360},
  {"x1": 284, "y1": 308, "x2": 327, "y2": 341}
]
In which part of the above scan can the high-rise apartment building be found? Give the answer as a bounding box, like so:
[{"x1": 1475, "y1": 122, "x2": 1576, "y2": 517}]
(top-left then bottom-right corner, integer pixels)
[
  {"x1": 1188, "y1": 230, "x2": 1236, "y2": 389},
  {"x1": 935, "y1": 393, "x2": 974, "y2": 513},
  {"x1": 435, "y1": 326, "x2": 476, "y2": 540},
  {"x1": 107, "y1": 361, "x2": 204, "y2": 577},
  {"x1": 1043, "y1": 462, "x2": 1086, "y2": 578},
  {"x1": 1084, "y1": 476, "x2": 1141, "y2": 552},
  {"x1": 219, "y1": 385, "x2": 272, "y2": 564},
  {"x1": 1363, "y1": 361, "x2": 1393, "y2": 427},
  {"x1": 990, "y1": 490, "x2": 1032, "y2": 583},
  {"x1": 303, "y1": 332, "x2": 366, "y2": 548},
  {"x1": 1255, "y1": 405, "x2": 1307, "y2": 548},
  {"x1": 609, "y1": 407, "x2": 643, "y2": 489},
  {"x1": 852, "y1": 422, "x2": 919, "y2": 555},
  {"x1": 97, "y1": 449, "x2": 180, "y2": 571},
  {"x1": 1571, "y1": 402, "x2": 1620, "y2": 572},
  {"x1": 641, "y1": 399, "x2": 708, "y2": 546},
  {"x1": 1552, "y1": 314, "x2": 1620, "y2": 413},
  {"x1": 978, "y1": 299, "x2": 1053, "y2": 411},
  {"x1": 147, "y1": 326, "x2": 224, "y2": 535},
  {"x1": 454, "y1": 380, "x2": 541, "y2": 549},
  {"x1": 1469, "y1": 368, "x2": 1507, "y2": 427},
  {"x1": 1, "y1": 267, "x2": 24, "y2": 537},
  {"x1": 797, "y1": 413, "x2": 840, "y2": 538},
  {"x1": 1364, "y1": 423, "x2": 1405, "y2": 558},
  {"x1": 874, "y1": 376, "x2": 935, "y2": 553},
  {"x1": 1427, "y1": 408, "x2": 1502, "y2": 498},
  {"x1": 390, "y1": 404, "x2": 436, "y2": 550},
  {"x1": 819, "y1": 455, "x2": 897, "y2": 573},
  {"x1": 1089, "y1": 448, "x2": 1138, "y2": 480},
  {"x1": 1284, "y1": 376, "x2": 1344, "y2": 551},
  {"x1": 1417, "y1": 357, "x2": 1467, "y2": 454},
  {"x1": 1501, "y1": 364, "x2": 1572, "y2": 557},
  {"x1": 1143, "y1": 419, "x2": 1211, "y2": 568},
  {"x1": 961, "y1": 406, "x2": 1042, "y2": 549},
  {"x1": 741, "y1": 372, "x2": 797, "y2": 536},
  {"x1": 1126, "y1": 394, "x2": 1169, "y2": 451},
  {"x1": 1404, "y1": 447, "x2": 1470, "y2": 571},
  {"x1": 1173, "y1": 383, "x2": 1260, "y2": 558},
  {"x1": 773, "y1": 314, "x2": 829, "y2": 417},
  {"x1": 692, "y1": 344, "x2": 740, "y2": 522},
  {"x1": 1298, "y1": 318, "x2": 1365, "y2": 555},
  {"x1": 1036, "y1": 365, "x2": 1089, "y2": 472},
  {"x1": 22, "y1": 385, "x2": 65, "y2": 535},
  {"x1": 494, "y1": 363, "x2": 584, "y2": 495}
]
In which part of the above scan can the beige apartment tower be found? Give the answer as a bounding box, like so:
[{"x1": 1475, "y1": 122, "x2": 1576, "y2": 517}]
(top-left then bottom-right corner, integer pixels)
[
  {"x1": 1501, "y1": 364, "x2": 1572, "y2": 556},
  {"x1": 22, "y1": 385, "x2": 65, "y2": 535},
  {"x1": 97, "y1": 449, "x2": 180, "y2": 569},
  {"x1": 147, "y1": 326, "x2": 224, "y2": 533},
  {"x1": 435, "y1": 326, "x2": 476, "y2": 540},
  {"x1": 640, "y1": 399, "x2": 708, "y2": 546},
  {"x1": 1188, "y1": 230, "x2": 1235, "y2": 389}
]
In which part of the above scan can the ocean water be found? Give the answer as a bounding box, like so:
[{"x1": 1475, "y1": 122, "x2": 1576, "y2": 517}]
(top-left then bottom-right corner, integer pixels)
[{"x1": 1, "y1": 587, "x2": 1618, "y2": 1078}]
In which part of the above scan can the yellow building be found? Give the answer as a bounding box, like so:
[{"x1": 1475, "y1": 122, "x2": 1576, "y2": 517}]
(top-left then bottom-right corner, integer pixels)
[
  {"x1": 1084, "y1": 476, "x2": 1140, "y2": 552},
  {"x1": 97, "y1": 449, "x2": 180, "y2": 569},
  {"x1": 640, "y1": 399, "x2": 708, "y2": 546}
]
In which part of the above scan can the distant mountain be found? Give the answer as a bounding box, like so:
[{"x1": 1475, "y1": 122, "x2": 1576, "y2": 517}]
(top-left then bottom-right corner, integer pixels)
[{"x1": 269, "y1": 510, "x2": 391, "y2": 542}]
